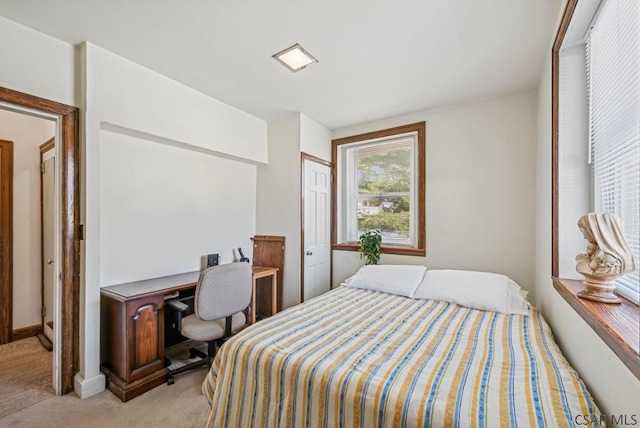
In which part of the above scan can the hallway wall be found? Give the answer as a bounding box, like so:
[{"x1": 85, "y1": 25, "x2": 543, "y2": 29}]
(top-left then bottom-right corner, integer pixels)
[{"x1": 0, "y1": 109, "x2": 55, "y2": 329}]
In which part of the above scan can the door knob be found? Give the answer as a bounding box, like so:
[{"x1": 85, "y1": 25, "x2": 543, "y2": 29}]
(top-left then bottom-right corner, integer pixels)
[
  {"x1": 47, "y1": 259, "x2": 54, "y2": 265},
  {"x1": 305, "y1": 251, "x2": 313, "y2": 256}
]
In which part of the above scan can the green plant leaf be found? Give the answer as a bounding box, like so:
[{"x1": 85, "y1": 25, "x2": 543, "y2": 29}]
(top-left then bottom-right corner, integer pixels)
[{"x1": 357, "y1": 229, "x2": 382, "y2": 265}]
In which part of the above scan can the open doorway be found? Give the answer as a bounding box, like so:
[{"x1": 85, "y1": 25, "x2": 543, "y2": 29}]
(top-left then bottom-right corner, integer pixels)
[
  {"x1": 0, "y1": 87, "x2": 80, "y2": 396},
  {"x1": 0, "y1": 112, "x2": 56, "y2": 413},
  {"x1": 0, "y1": 111, "x2": 55, "y2": 346}
]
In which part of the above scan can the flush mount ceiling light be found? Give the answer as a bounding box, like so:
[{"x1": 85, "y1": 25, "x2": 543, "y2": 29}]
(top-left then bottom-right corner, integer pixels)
[{"x1": 272, "y1": 43, "x2": 318, "y2": 72}]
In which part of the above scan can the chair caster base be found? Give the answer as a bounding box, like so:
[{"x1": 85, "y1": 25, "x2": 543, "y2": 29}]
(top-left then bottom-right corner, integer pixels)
[{"x1": 190, "y1": 348, "x2": 207, "y2": 360}]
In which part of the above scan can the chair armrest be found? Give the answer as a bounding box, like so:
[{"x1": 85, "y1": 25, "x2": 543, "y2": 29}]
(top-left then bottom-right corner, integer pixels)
[
  {"x1": 167, "y1": 300, "x2": 189, "y2": 331},
  {"x1": 167, "y1": 300, "x2": 189, "y2": 313}
]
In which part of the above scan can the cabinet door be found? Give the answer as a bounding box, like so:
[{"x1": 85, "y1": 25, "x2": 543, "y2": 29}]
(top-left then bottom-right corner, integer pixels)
[{"x1": 127, "y1": 295, "x2": 165, "y2": 382}]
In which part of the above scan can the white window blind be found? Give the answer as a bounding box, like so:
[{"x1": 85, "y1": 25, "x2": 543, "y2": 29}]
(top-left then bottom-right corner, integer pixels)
[{"x1": 586, "y1": 0, "x2": 640, "y2": 303}]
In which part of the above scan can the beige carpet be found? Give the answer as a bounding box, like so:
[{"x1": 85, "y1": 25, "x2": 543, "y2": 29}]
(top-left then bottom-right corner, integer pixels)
[
  {"x1": 0, "y1": 336, "x2": 54, "y2": 418},
  {"x1": 0, "y1": 337, "x2": 211, "y2": 427},
  {"x1": 0, "y1": 366, "x2": 210, "y2": 428}
]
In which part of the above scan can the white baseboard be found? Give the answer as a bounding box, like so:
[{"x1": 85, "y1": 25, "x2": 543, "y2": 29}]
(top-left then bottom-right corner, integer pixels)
[{"x1": 74, "y1": 372, "x2": 106, "y2": 399}]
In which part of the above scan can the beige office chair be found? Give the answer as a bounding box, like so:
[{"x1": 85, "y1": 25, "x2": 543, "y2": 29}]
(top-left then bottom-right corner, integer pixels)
[{"x1": 167, "y1": 262, "x2": 252, "y2": 383}]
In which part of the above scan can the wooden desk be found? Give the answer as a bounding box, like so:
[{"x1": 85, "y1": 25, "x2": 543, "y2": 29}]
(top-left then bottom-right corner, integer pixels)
[
  {"x1": 100, "y1": 271, "x2": 199, "y2": 402},
  {"x1": 251, "y1": 266, "x2": 278, "y2": 324},
  {"x1": 100, "y1": 266, "x2": 279, "y2": 401}
]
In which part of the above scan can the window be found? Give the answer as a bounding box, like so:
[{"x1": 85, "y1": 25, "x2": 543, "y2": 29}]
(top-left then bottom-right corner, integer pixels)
[
  {"x1": 552, "y1": 0, "x2": 640, "y2": 378},
  {"x1": 586, "y1": 0, "x2": 639, "y2": 303},
  {"x1": 332, "y1": 122, "x2": 425, "y2": 256}
]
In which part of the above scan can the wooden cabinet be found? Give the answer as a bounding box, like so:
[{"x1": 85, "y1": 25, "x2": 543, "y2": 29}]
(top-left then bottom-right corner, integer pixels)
[
  {"x1": 252, "y1": 235, "x2": 285, "y2": 316},
  {"x1": 100, "y1": 271, "x2": 199, "y2": 402},
  {"x1": 101, "y1": 292, "x2": 168, "y2": 401}
]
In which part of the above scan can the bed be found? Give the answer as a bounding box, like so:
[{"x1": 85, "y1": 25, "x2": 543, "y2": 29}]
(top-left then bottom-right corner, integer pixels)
[{"x1": 202, "y1": 271, "x2": 602, "y2": 427}]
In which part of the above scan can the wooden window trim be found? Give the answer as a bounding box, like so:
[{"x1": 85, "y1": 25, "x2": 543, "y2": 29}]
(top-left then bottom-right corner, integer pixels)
[
  {"x1": 551, "y1": 0, "x2": 639, "y2": 381},
  {"x1": 551, "y1": 0, "x2": 578, "y2": 278},
  {"x1": 332, "y1": 243, "x2": 425, "y2": 256},
  {"x1": 553, "y1": 278, "x2": 640, "y2": 380},
  {"x1": 331, "y1": 122, "x2": 426, "y2": 257}
]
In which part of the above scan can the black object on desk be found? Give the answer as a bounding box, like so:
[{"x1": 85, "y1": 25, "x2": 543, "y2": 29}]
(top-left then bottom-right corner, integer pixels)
[
  {"x1": 238, "y1": 247, "x2": 250, "y2": 263},
  {"x1": 207, "y1": 254, "x2": 219, "y2": 268}
]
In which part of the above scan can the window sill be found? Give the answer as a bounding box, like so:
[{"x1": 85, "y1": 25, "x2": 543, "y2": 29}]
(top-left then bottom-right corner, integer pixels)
[
  {"x1": 552, "y1": 277, "x2": 640, "y2": 380},
  {"x1": 332, "y1": 243, "x2": 425, "y2": 257}
]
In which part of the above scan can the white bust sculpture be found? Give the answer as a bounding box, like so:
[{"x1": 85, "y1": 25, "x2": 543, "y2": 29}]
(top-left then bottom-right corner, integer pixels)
[{"x1": 575, "y1": 213, "x2": 635, "y2": 303}]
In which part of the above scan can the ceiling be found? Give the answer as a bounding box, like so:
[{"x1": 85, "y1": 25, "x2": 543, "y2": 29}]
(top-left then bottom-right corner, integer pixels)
[{"x1": 0, "y1": 0, "x2": 562, "y2": 130}]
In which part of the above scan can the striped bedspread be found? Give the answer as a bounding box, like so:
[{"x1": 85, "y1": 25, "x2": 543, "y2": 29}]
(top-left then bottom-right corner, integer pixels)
[{"x1": 203, "y1": 286, "x2": 601, "y2": 427}]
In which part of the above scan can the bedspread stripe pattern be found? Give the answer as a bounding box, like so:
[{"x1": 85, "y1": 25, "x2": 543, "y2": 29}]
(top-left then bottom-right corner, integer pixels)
[{"x1": 203, "y1": 287, "x2": 601, "y2": 427}]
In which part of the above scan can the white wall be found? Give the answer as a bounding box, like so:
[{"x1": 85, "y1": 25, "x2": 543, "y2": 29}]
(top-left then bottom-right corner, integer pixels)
[
  {"x1": 300, "y1": 113, "x2": 332, "y2": 161},
  {"x1": 0, "y1": 16, "x2": 77, "y2": 107},
  {"x1": 256, "y1": 113, "x2": 331, "y2": 308},
  {"x1": 0, "y1": 109, "x2": 55, "y2": 329},
  {"x1": 536, "y1": 47, "x2": 640, "y2": 422},
  {"x1": 99, "y1": 128, "x2": 257, "y2": 285},
  {"x1": 257, "y1": 115, "x2": 301, "y2": 307},
  {"x1": 78, "y1": 43, "x2": 267, "y2": 398},
  {"x1": 332, "y1": 90, "x2": 538, "y2": 296}
]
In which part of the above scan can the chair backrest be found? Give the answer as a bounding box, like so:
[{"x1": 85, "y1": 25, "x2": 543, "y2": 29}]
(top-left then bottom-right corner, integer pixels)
[{"x1": 194, "y1": 262, "x2": 252, "y2": 321}]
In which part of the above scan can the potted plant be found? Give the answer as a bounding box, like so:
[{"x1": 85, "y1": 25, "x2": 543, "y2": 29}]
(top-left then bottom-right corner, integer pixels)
[{"x1": 358, "y1": 230, "x2": 382, "y2": 265}]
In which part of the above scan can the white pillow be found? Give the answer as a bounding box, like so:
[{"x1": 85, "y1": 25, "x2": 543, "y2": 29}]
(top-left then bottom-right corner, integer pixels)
[
  {"x1": 413, "y1": 269, "x2": 530, "y2": 315},
  {"x1": 343, "y1": 265, "x2": 427, "y2": 298}
]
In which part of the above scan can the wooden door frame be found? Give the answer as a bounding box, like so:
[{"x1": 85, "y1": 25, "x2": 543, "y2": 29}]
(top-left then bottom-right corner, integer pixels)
[
  {"x1": 0, "y1": 140, "x2": 14, "y2": 345},
  {"x1": 300, "y1": 152, "x2": 332, "y2": 303},
  {"x1": 0, "y1": 87, "x2": 80, "y2": 395},
  {"x1": 39, "y1": 138, "x2": 55, "y2": 332}
]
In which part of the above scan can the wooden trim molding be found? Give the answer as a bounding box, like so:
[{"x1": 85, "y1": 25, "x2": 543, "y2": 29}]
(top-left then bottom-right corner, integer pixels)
[
  {"x1": 40, "y1": 137, "x2": 55, "y2": 153},
  {"x1": 331, "y1": 122, "x2": 426, "y2": 257},
  {"x1": 252, "y1": 235, "x2": 285, "y2": 242},
  {"x1": 40, "y1": 138, "x2": 55, "y2": 335},
  {"x1": 60, "y1": 108, "x2": 80, "y2": 395},
  {"x1": 331, "y1": 243, "x2": 426, "y2": 256},
  {"x1": 300, "y1": 152, "x2": 332, "y2": 302},
  {"x1": 0, "y1": 88, "x2": 76, "y2": 115},
  {"x1": 12, "y1": 324, "x2": 42, "y2": 342},
  {"x1": 551, "y1": 0, "x2": 579, "y2": 278},
  {"x1": 0, "y1": 87, "x2": 80, "y2": 395},
  {"x1": 0, "y1": 140, "x2": 13, "y2": 345},
  {"x1": 301, "y1": 152, "x2": 331, "y2": 168},
  {"x1": 553, "y1": 278, "x2": 640, "y2": 380}
]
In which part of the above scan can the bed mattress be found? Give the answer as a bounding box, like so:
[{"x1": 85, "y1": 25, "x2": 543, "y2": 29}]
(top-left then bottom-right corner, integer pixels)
[{"x1": 203, "y1": 286, "x2": 601, "y2": 427}]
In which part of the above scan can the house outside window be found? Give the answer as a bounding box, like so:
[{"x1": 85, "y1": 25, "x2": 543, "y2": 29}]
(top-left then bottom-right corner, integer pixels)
[{"x1": 332, "y1": 122, "x2": 426, "y2": 256}]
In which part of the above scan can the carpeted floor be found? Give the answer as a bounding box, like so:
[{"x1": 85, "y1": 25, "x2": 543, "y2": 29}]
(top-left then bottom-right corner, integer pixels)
[
  {"x1": 0, "y1": 337, "x2": 211, "y2": 427},
  {"x1": 0, "y1": 336, "x2": 54, "y2": 418},
  {"x1": 0, "y1": 366, "x2": 211, "y2": 428}
]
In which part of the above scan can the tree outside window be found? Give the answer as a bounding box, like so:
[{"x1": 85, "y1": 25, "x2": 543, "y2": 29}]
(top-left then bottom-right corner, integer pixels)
[{"x1": 332, "y1": 122, "x2": 425, "y2": 256}]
